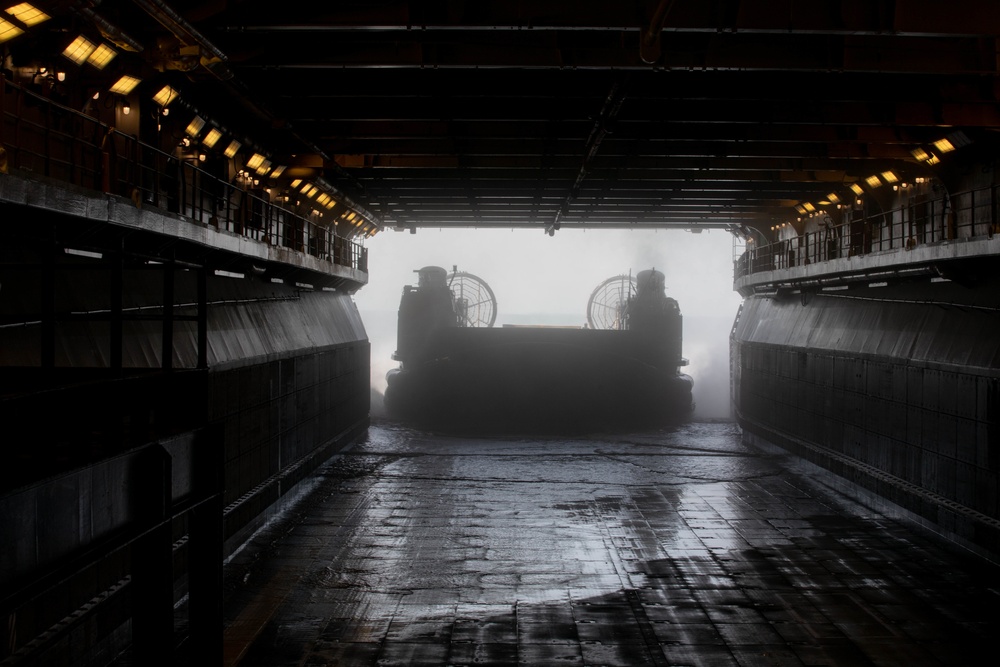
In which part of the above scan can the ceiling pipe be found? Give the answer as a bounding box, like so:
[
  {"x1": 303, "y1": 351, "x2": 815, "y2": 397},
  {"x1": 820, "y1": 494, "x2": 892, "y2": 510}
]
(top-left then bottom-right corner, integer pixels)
[
  {"x1": 548, "y1": 77, "x2": 629, "y2": 235},
  {"x1": 129, "y1": 0, "x2": 380, "y2": 219},
  {"x1": 70, "y1": 1, "x2": 144, "y2": 52},
  {"x1": 130, "y1": 0, "x2": 233, "y2": 79},
  {"x1": 640, "y1": 0, "x2": 679, "y2": 64}
]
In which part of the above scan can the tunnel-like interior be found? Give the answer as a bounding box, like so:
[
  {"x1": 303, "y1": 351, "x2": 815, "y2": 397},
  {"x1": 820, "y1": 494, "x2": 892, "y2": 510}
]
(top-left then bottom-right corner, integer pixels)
[{"x1": 2, "y1": 2, "x2": 1000, "y2": 665}]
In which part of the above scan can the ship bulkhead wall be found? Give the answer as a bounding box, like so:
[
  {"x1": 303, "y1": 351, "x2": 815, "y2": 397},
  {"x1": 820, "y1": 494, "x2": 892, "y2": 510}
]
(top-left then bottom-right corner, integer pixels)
[
  {"x1": 0, "y1": 257, "x2": 370, "y2": 555},
  {"x1": 732, "y1": 279, "x2": 1000, "y2": 557}
]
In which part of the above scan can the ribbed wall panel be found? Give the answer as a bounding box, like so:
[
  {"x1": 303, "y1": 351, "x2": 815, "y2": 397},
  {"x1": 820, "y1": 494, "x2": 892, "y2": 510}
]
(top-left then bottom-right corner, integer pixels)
[{"x1": 733, "y1": 285, "x2": 1000, "y2": 555}]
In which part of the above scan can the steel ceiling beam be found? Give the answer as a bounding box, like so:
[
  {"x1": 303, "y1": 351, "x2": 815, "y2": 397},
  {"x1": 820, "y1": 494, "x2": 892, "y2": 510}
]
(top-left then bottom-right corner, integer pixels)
[{"x1": 212, "y1": 0, "x2": 1000, "y2": 37}]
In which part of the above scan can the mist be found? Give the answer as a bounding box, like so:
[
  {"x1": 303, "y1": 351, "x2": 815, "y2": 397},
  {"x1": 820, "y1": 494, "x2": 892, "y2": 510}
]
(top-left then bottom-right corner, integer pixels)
[{"x1": 354, "y1": 228, "x2": 743, "y2": 422}]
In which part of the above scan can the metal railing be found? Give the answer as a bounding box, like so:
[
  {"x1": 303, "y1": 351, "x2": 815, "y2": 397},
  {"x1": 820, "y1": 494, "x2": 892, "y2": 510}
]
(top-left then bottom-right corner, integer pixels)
[
  {"x1": 0, "y1": 76, "x2": 367, "y2": 274},
  {"x1": 736, "y1": 184, "x2": 1000, "y2": 280}
]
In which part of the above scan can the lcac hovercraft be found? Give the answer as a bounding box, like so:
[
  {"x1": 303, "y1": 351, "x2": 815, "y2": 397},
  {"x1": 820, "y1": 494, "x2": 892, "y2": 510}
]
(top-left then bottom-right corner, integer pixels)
[{"x1": 384, "y1": 266, "x2": 693, "y2": 433}]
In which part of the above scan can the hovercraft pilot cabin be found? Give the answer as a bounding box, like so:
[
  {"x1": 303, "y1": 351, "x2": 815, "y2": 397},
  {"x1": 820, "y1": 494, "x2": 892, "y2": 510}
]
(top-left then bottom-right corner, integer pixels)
[{"x1": 384, "y1": 266, "x2": 693, "y2": 432}]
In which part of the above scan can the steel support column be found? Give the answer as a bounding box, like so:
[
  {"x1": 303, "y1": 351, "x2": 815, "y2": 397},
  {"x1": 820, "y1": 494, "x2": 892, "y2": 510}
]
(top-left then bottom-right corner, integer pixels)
[
  {"x1": 162, "y1": 261, "x2": 174, "y2": 370},
  {"x1": 130, "y1": 445, "x2": 173, "y2": 666},
  {"x1": 197, "y1": 266, "x2": 208, "y2": 369},
  {"x1": 110, "y1": 250, "x2": 123, "y2": 372},
  {"x1": 188, "y1": 425, "x2": 224, "y2": 661}
]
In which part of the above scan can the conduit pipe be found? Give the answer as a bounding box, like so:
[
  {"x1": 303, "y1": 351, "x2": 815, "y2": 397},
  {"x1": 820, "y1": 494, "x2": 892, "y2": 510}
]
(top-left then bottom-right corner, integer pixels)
[
  {"x1": 131, "y1": 0, "x2": 234, "y2": 79},
  {"x1": 70, "y1": 1, "x2": 144, "y2": 52}
]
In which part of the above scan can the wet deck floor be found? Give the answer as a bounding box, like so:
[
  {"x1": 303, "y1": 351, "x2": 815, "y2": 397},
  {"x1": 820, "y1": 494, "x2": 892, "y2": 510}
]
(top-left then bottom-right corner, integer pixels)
[{"x1": 221, "y1": 422, "x2": 1000, "y2": 666}]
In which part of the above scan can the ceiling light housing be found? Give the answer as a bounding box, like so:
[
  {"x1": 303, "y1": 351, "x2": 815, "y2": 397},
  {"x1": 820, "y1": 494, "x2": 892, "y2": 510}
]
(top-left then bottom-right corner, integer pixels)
[
  {"x1": 0, "y1": 17, "x2": 22, "y2": 44},
  {"x1": 87, "y1": 43, "x2": 117, "y2": 69},
  {"x1": 932, "y1": 138, "x2": 955, "y2": 153},
  {"x1": 203, "y1": 128, "x2": 223, "y2": 148},
  {"x1": 63, "y1": 36, "x2": 97, "y2": 65},
  {"x1": 185, "y1": 116, "x2": 206, "y2": 137},
  {"x1": 246, "y1": 153, "x2": 266, "y2": 170},
  {"x1": 152, "y1": 85, "x2": 180, "y2": 107},
  {"x1": 5, "y1": 3, "x2": 48, "y2": 26},
  {"x1": 108, "y1": 75, "x2": 141, "y2": 95}
]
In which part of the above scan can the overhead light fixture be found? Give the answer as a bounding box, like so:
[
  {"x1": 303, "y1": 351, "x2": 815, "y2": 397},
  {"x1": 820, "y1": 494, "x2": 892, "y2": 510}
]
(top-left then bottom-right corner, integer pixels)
[
  {"x1": 794, "y1": 205, "x2": 806, "y2": 214},
  {"x1": 5, "y1": 3, "x2": 49, "y2": 26},
  {"x1": 289, "y1": 179, "x2": 303, "y2": 189},
  {"x1": 202, "y1": 128, "x2": 222, "y2": 148},
  {"x1": 865, "y1": 175, "x2": 882, "y2": 188},
  {"x1": 0, "y1": 17, "x2": 23, "y2": 44},
  {"x1": 802, "y1": 202, "x2": 816, "y2": 212},
  {"x1": 255, "y1": 159, "x2": 272, "y2": 176},
  {"x1": 246, "y1": 153, "x2": 266, "y2": 170},
  {"x1": 911, "y1": 148, "x2": 930, "y2": 161},
  {"x1": 63, "y1": 36, "x2": 98, "y2": 65},
  {"x1": 86, "y1": 43, "x2": 117, "y2": 69},
  {"x1": 109, "y1": 76, "x2": 140, "y2": 99},
  {"x1": 302, "y1": 184, "x2": 318, "y2": 198},
  {"x1": 152, "y1": 85, "x2": 179, "y2": 107},
  {"x1": 826, "y1": 193, "x2": 840, "y2": 204},
  {"x1": 121, "y1": 101, "x2": 130, "y2": 115},
  {"x1": 926, "y1": 155, "x2": 941, "y2": 166},
  {"x1": 224, "y1": 140, "x2": 241, "y2": 158},
  {"x1": 185, "y1": 116, "x2": 206, "y2": 137},
  {"x1": 270, "y1": 165, "x2": 286, "y2": 179},
  {"x1": 932, "y1": 138, "x2": 955, "y2": 153},
  {"x1": 880, "y1": 170, "x2": 898, "y2": 183},
  {"x1": 316, "y1": 193, "x2": 332, "y2": 206},
  {"x1": 849, "y1": 183, "x2": 864, "y2": 195}
]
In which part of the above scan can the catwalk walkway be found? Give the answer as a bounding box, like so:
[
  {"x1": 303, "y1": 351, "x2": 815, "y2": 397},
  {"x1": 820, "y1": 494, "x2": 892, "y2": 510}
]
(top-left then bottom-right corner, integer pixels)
[{"x1": 220, "y1": 422, "x2": 999, "y2": 666}]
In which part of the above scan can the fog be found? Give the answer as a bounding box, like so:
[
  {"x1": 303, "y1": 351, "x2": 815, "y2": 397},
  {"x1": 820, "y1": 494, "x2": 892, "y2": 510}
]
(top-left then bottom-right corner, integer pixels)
[{"x1": 353, "y1": 228, "x2": 744, "y2": 421}]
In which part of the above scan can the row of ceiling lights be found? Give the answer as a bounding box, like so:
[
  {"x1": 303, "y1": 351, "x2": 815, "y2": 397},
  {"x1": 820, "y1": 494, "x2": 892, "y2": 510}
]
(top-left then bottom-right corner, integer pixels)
[
  {"x1": 0, "y1": 3, "x2": 47, "y2": 45},
  {"x1": 3, "y1": 4, "x2": 120, "y2": 73},
  {"x1": 770, "y1": 134, "x2": 964, "y2": 233},
  {"x1": 2, "y1": 3, "x2": 380, "y2": 238},
  {"x1": 287, "y1": 178, "x2": 379, "y2": 237}
]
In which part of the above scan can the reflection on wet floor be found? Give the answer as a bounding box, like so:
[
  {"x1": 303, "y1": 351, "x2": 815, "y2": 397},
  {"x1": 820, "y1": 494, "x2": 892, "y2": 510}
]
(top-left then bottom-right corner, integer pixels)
[{"x1": 222, "y1": 422, "x2": 1000, "y2": 666}]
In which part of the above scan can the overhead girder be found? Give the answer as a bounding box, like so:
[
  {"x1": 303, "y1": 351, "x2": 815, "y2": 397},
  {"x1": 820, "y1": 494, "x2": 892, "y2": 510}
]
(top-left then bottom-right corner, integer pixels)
[
  {"x1": 208, "y1": 0, "x2": 1000, "y2": 38},
  {"x1": 319, "y1": 138, "x2": 914, "y2": 160},
  {"x1": 311, "y1": 120, "x2": 935, "y2": 145},
  {"x1": 264, "y1": 95, "x2": 1000, "y2": 128},
  {"x1": 217, "y1": 31, "x2": 1000, "y2": 76},
  {"x1": 18, "y1": 0, "x2": 995, "y2": 231},
  {"x1": 365, "y1": 180, "x2": 859, "y2": 195},
  {"x1": 335, "y1": 156, "x2": 898, "y2": 175}
]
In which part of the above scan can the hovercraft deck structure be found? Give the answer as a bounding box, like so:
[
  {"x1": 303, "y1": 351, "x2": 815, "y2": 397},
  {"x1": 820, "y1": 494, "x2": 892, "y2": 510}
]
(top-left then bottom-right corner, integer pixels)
[{"x1": 384, "y1": 266, "x2": 693, "y2": 432}]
